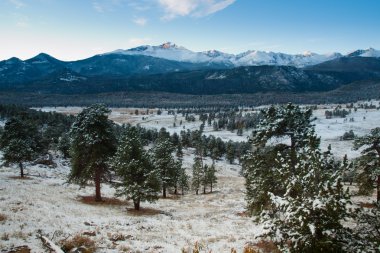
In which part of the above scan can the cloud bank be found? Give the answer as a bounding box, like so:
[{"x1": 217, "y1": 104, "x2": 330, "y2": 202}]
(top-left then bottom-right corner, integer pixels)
[{"x1": 158, "y1": 0, "x2": 236, "y2": 20}]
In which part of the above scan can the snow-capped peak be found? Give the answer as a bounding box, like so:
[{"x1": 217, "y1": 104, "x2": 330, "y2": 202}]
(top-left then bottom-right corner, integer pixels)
[
  {"x1": 347, "y1": 48, "x2": 380, "y2": 58},
  {"x1": 159, "y1": 42, "x2": 182, "y2": 50},
  {"x1": 105, "y1": 42, "x2": 378, "y2": 67}
]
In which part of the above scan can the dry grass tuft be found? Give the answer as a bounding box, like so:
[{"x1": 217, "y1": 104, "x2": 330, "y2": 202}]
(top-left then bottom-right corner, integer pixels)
[
  {"x1": 126, "y1": 207, "x2": 162, "y2": 216},
  {"x1": 78, "y1": 195, "x2": 127, "y2": 206},
  {"x1": 8, "y1": 176, "x2": 32, "y2": 180},
  {"x1": 236, "y1": 211, "x2": 249, "y2": 217},
  {"x1": 360, "y1": 202, "x2": 377, "y2": 208},
  {"x1": 4, "y1": 245, "x2": 31, "y2": 253},
  {"x1": 253, "y1": 240, "x2": 281, "y2": 253},
  {"x1": 60, "y1": 234, "x2": 96, "y2": 253},
  {"x1": 0, "y1": 214, "x2": 7, "y2": 222}
]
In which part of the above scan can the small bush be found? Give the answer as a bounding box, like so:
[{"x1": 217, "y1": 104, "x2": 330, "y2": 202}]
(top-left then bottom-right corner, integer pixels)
[
  {"x1": 253, "y1": 240, "x2": 280, "y2": 253},
  {"x1": 0, "y1": 214, "x2": 7, "y2": 222},
  {"x1": 60, "y1": 234, "x2": 96, "y2": 253}
]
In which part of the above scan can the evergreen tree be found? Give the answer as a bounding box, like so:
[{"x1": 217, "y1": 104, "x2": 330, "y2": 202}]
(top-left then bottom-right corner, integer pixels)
[
  {"x1": 176, "y1": 142, "x2": 184, "y2": 159},
  {"x1": 153, "y1": 137, "x2": 176, "y2": 198},
  {"x1": 192, "y1": 156, "x2": 203, "y2": 195},
  {"x1": 353, "y1": 127, "x2": 380, "y2": 203},
  {"x1": 244, "y1": 103, "x2": 319, "y2": 215},
  {"x1": 206, "y1": 161, "x2": 217, "y2": 193},
  {"x1": 351, "y1": 203, "x2": 380, "y2": 251},
  {"x1": 0, "y1": 117, "x2": 42, "y2": 177},
  {"x1": 261, "y1": 148, "x2": 352, "y2": 253},
  {"x1": 178, "y1": 166, "x2": 190, "y2": 195},
  {"x1": 202, "y1": 164, "x2": 209, "y2": 194},
  {"x1": 57, "y1": 132, "x2": 71, "y2": 158},
  {"x1": 243, "y1": 145, "x2": 289, "y2": 214},
  {"x1": 68, "y1": 104, "x2": 116, "y2": 202},
  {"x1": 111, "y1": 127, "x2": 160, "y2": 210},
  {"x1": 226, "y1": 141, "x2": 235, "y2": 164}
]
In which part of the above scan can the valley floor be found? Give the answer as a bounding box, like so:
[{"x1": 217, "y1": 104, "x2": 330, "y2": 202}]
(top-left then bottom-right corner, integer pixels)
[
  {"x1": 0, "y1": 158, "x2": 263, "y2": 253},
  {"x1": 1, "y1": 100, "x2": 379, "y2": 252}
]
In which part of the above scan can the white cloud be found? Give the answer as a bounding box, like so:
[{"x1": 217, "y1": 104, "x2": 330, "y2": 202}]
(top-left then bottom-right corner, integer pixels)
[
  {"x1": 158, "y1": 0, "x2": 236, "y2": 20},
  {"x1": 128, "y1": 38, "x2": 152, "y2": 47},
  {"x1": 92, "y1": 1, "x2": 104, "y2": 13},
  {"x1": 8, "y1": 0, "x2": 26, "y2": 9},
  {"x1": 133, "y1": 17, "x2": 148, "y2": 26}
]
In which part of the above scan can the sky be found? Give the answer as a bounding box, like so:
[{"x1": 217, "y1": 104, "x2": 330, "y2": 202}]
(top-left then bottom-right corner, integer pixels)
[{"x1": 0, "y1": 0, "x2": 379, "y2": 61}]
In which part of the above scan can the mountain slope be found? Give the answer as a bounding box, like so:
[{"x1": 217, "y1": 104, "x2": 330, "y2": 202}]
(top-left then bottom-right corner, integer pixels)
[{"x1": 108, "y1": 42, "x2": 344, "y2": 68}]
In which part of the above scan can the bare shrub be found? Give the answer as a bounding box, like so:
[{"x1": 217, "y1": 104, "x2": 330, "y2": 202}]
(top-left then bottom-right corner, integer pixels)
[{"x1": 60, "y1": 234, "x2": 96, "y2": 253}]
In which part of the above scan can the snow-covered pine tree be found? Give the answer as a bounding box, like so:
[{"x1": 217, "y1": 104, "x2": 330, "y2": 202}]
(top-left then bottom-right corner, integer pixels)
[
  {"x1": 260, "y1": 147, "x2": 352, "y2": 253},
  {"x1": 351, "y1": 203, "x2": 380, "y2": 252},
  {"x1": 353, "y1": 127, "x2": 380, "y2": 203},
  {"x1": 192, "y1": 156, "x2": 203, "y2": 195},
  {"x1": 0, "y1": 117, "x2": 42, "y2": 177},
  {"x1": 243, "y1": 103, "x2": 319, "y2": 214},
  {"x1": 153, "y1": 137, "x2": 176, "y2": 198},
  {"x1": 68, "y1": 104, "x2": 116, "y2": 202},
  {"x1": 243, "y1": 145, "x2": 289, "y2": 215},
  {"x1": 178, "y1": 166, "x2": 190, "y2": 195},
  {"x1": 111, "y1": 127, "x2": 160, "y2": 210}
]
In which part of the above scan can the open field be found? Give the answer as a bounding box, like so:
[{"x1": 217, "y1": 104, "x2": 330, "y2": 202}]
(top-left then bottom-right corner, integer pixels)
[{"x1": 1, "y1": 100, "x2": 379, "y2": 252}]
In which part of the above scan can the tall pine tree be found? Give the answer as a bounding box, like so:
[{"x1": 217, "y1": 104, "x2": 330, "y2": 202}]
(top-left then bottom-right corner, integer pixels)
[
  {"x1": 354, "y1": 127, "x2": 380, "y2": 203},
  {"x1": 68, "y1": 104, "x2": 116, "y2": 202},
  {"x1": 111, "y1": 127, "x2": 160, "y2": 210},
  {"x1": 153, "y1": 137, "x2": 176, "y2": 198}
]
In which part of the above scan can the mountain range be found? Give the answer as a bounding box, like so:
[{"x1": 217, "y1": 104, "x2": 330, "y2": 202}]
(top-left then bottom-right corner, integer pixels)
[{"x1": 0, "y1": 42, "x2": 380, "y2": 95}]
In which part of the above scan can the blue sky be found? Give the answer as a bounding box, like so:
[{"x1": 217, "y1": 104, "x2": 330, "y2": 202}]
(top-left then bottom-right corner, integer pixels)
[{"x1": 1, "y1": 0, "x2": 379, "y2": 61}]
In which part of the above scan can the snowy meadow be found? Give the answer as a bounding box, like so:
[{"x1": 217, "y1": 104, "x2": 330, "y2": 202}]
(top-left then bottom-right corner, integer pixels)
[{"x1": 0, "y1": 100, "x2": 379, "y2": 252}]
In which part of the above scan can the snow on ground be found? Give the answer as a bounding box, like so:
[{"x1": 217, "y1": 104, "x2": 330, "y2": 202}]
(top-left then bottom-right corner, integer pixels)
[
  {"x1": 0, "y1": 155, "x2": 261, "y2": 252},
  {"x1": 34, "y1": 99, "x2": 380, "y2": 158},
  {"x1": 4, "y1": 100, "x2": 376, "y2": 252}
]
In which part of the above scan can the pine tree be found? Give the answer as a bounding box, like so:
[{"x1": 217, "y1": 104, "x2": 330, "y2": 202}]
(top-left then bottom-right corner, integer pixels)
[
  {"x1": 244, "y1": 103, "x2": 320, "y2": 215},
  {"x1": 68, "y1": 104, "x2": 116, "y2": 202},
  {"x1": 111, "y1": 127, "x2": 160, "y2": 210},
  {"x1": 178, "y1": 166, "x2": 190, "y2": 195},
  {"x1": 353, "y1": 127, "x2": 380, "y2": 203},
  {"x1": 207, "y1": 161, "x2": 217, "y2": 193},
  {"x1": 352, "y1": 203, "x2": 380, "y2": 251},
  {"x1": 202, "y1": 164, "x2": 209, "y2": 194},
  {"x1": 153, "y1": 137, "x2": 176, "y2": 198},
  {"x1": 261, "y1": 148, "x2": 352, "y2": 253},
  {"x1": 192, "y1": 156, "x2": 203, "y2": 195},
  {"x1": 0, "y1": 117, "x2": 42, "y2": 177},
  {"x1": 226, "y1": 141, "x2": 235, "y2": 164}
]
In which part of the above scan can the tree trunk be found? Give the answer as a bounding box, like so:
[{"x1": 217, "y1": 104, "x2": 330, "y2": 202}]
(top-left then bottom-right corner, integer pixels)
[
  {"x1": 181, "y1": 186, "x2": 184, "y2": 195},
  {"x1": 210, "y1": 182, "x2": 213, "y2": 193},
  {"x1": 377, "y1": 175, "x2": 380, "y2": 204},
  {"x1": 196, "y1": 189, "x2": 198, "y2": 195},
  {"x1": 134, "y1": 199, "x2": 140, "y2": 210},
  {"x1": 290, "y1": 134, "x2": 296, "y2": 173},
  {"x1": 203, "y1": 185, "x2": 206, "y2": 194},
  {"x1": 163, "y1": 185, "x2": 166, "y2": 198},
  {"x1": 174, "y1": 185, "x2": 178, "y2": 195},
  {"x1": 19, "y1": 162, "x2": 24, "y2": 178},
  {"x1": 94, "y1": 169, "x2": 102, "y2": 202}
]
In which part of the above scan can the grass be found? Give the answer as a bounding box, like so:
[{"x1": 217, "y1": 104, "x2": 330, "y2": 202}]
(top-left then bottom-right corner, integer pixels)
[
  {"x1": 8, "y1": 176, "x2": 32, "y2": 180},
  {"x1": 126, "y1": 207, "x2": 162, "y2": 216},
  {"x1": 60, "y1": 234, "x2": 96, "y2": 253},
  {"x1": 0, "y1": 214, "x2": 7, "y2": 222},
  {"x1": 360, "y1": 202, "x2": 377, "y2": 208},
  {"x1": 3, "y1": 245, "x2": 31, "y2": 253},
  {"x1": 78, "y1": 195, "x2": 127, "y2": 206}
]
